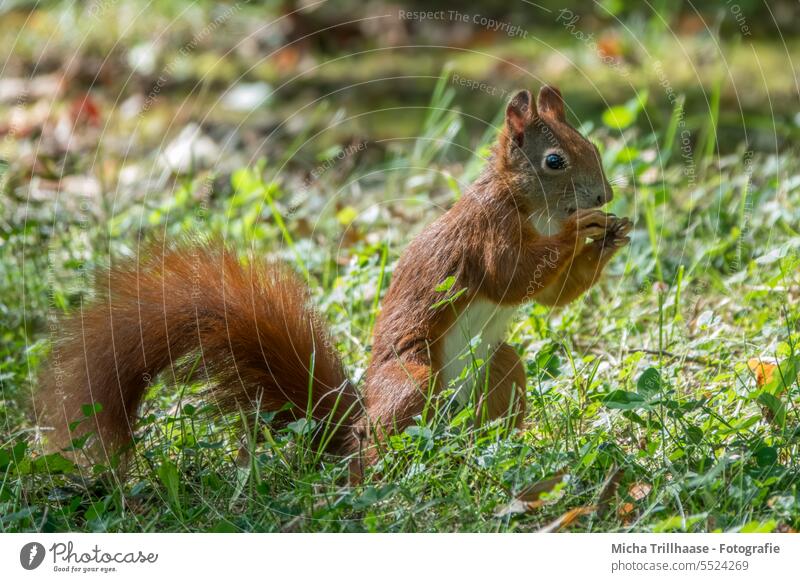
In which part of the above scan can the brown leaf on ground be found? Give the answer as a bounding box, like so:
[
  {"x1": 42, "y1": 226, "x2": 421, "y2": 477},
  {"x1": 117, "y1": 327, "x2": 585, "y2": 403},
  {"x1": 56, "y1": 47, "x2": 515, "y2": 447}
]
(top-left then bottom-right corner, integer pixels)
[
  {"x1": 596, "y1": 466, "x2": 623, "y2": 517},
  {"x1": 748, "y1": 358, "x2": 778, "y2": 387},
  {"x1": 614, "y1": 482, "x2": 651, "y2": 524},
  {"x1": 617, "y1": 502, "x2": 636, "y2": 525},
  {"x1": 272, "y1": 46, "x2": 302, "y2": 73},
  {"x1": 537, "y1": 505, "x2": 596, "y2": 533},
  {"x1": 70, "y1": 93, "x2": 102, "y2": 127},
  {"x1": 493, "y1": 471, "x2": 567, "y2": 517},
  {"x1": 597, "y1": 34, "x2": 623, "y2": 60},
  {"x1": 516, "y1": 471, "x2": 568, "y2": 502},
  {"x1": 749, "y1": 358, "x2": 786, "y2": 424},
  {"x1": 494, "y1": 498, "x2": 547, "y2": 517},
  {"x1": 629, "y1": 482, "x2": 652, "y2": 501}
]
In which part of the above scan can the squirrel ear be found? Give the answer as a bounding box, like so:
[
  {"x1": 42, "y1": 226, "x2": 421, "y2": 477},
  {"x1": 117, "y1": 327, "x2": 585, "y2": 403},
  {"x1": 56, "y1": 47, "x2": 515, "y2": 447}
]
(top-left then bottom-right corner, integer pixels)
[
  {"x1": 537, "y1": 85, "x2": 565, "y2": 121},
  {"x1": 505, "y1": 90, "x2": 535, "y2": 147}
]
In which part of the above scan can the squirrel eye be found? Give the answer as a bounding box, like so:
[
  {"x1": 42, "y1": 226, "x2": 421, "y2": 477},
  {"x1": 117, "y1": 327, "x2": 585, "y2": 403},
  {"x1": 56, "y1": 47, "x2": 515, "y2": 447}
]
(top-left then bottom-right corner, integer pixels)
[{"x1": 544, "y1": 153, "x2": 567, "y2": 170}]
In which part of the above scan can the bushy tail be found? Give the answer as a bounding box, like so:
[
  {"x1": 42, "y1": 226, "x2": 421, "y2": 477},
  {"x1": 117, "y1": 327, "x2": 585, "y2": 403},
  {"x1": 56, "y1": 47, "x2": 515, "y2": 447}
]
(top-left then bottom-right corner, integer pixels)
[{"x1": 36, "y1": 240, "x2": 359, "y2": 460}]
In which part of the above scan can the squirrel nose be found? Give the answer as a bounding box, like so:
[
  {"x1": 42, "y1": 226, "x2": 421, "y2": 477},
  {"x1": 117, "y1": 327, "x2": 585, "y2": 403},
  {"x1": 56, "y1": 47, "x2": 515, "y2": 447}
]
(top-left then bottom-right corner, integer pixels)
[{"x1": 598, "y1": 181, "x2": 614, "y2": 205}]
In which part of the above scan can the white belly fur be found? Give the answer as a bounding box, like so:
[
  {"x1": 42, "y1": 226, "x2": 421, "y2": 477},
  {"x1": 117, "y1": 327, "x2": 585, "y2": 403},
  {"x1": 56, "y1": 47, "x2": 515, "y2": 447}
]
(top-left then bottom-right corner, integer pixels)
[
  {"x1": 439, "y1": 299, "x2": 518, "y2": 406},
  {"x1": 529, "y1": 211, "x2": 563, "y2": 236}
]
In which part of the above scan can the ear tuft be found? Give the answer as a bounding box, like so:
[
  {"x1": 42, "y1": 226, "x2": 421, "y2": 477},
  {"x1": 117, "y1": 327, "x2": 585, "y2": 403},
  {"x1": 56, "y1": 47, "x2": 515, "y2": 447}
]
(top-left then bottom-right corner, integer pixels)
[
  {"x1": 537, "y1": 85, "x2": 565, "y2": 121},
  {"x1": 505, "y1": 90, "x2": 534, "y2": 147}
]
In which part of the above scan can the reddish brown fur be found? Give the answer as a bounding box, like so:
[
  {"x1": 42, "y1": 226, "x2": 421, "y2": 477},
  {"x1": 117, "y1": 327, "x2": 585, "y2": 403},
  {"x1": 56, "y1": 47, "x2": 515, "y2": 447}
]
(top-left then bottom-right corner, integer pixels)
[
  {"x1": 358, "y1": 171, "x2": 617, "y2": 454},
  {"x1": 358, "y1": 86, "x2": 629, "y2": 459},
  {"x1": 36, "y1": 241, "x2": 356, "y2": 462},
  {"x1": 36, "y1": 85, "x2": 630, "y2": 472}
]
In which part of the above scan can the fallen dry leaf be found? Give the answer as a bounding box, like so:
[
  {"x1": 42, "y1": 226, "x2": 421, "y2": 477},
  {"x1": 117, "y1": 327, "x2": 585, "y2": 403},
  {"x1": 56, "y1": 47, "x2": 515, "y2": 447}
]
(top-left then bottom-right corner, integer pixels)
[
  {"x1": 597, "y1": 34, "x2": 623, "y2": 60},
  {"x1": 618, "y1": 502, "x2": 635, "y2": 516},
  {"x1": 629, "y1": 482, "x2": 652, "y2": 501},
  {"x1": 70, "y1": 93, "x2": 102, "y2": 127},
  {"x1": 596, "y1": 465, "x2": 623, "y2": 517},
  {"x1": 749, "y1": 358, "x2": 787, "y2": 424},
  {"x1": 617, "y1": 502, "x2": 636, "y2": 522},
  {"x1": 494, "y1": 498, "x2": 546, "y2": 517},
  {"x1": 748, "y1": 358, "x2": 778, "y2": 387},
  {"x1": 493, "y1": 471, "x2": 568, "y2": 518},
  {"x1": 537, "y1": 505, "x2": 596, "y2": 533},
  {"x1": 516, "y1": 471, "x2": 567, "y2": 502},
  {"x1": 272, "y1": 46, "x2": 302, "y2": 73}
]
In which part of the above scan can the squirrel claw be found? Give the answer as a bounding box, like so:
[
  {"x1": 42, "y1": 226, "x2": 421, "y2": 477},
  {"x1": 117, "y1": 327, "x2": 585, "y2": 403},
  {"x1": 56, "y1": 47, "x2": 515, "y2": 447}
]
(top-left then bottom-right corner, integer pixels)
[
  {"x1": 608, "y1": 216, "x2": 633, "y2": 237},
  {"x1": 591, "y1": 216, "x2": 632, "y2": 252},
  {"x1": 612, "y1": 235, "x2": 631, "y2": 248}
]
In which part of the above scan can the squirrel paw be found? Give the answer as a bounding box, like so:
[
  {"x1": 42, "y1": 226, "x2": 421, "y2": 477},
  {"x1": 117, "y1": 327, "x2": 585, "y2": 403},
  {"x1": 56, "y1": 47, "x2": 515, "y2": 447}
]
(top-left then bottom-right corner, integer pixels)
[
  {"x1": 563, "y1": 209, "x2": 614, "y2": 243},
  {"x1": 594, "y1": 216, "x2": 633, "y2": 251}
]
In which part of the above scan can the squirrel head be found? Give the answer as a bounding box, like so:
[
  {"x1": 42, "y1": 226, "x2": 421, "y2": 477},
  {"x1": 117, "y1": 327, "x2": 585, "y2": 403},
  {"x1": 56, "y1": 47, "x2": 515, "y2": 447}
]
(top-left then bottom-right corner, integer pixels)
[{"x1": 495, "y1": 86, "x2": 614, "y2": 233}]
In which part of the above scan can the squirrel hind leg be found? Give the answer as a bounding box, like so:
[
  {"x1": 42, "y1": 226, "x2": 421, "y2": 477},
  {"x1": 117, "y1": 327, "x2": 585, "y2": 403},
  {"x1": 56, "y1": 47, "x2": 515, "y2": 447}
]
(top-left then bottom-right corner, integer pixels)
[
  {"x1": 358, "y1": 359, "x2": 433, "y2": 468},
  {"x1": 475, "y1": 342, "x2": 527, "y2": 430}
]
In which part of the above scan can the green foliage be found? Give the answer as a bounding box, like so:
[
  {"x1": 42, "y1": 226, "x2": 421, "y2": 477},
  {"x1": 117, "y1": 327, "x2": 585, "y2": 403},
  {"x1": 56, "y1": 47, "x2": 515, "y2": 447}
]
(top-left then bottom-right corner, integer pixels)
[
  {"x1": 2, "y1": 1, "x2": 800, "y2": 534},
  {"x1": 4, "y1": 129, "x2": 798, "y2": 532}
]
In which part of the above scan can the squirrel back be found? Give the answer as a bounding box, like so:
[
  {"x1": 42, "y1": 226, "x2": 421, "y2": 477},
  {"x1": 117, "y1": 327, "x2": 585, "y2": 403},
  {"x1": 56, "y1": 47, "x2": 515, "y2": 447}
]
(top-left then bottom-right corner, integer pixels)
[{"x1": 36, "y1": 241, "x2": 358, "y2": 461}]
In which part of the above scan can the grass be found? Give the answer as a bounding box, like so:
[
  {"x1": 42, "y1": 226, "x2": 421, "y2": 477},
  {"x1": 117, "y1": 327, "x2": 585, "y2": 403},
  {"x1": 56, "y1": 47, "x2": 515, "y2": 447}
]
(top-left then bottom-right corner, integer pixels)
[{"x1": 2, "y1": 4, "x2": 800, "y2": 534}]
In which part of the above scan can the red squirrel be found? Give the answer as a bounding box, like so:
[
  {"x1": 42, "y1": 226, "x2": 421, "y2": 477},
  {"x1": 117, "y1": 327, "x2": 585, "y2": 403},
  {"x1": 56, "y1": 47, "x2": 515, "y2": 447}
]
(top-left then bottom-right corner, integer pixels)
[{"x1": 36, "y1": 86, "x2": 632, "y2": 472}]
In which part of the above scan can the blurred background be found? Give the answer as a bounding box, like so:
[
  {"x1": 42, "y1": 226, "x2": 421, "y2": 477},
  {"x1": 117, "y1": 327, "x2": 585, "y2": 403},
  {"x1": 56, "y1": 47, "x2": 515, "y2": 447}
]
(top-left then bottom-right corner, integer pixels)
[{"x1": 2, "y1": 0, "x2": 798, "y2": 195}]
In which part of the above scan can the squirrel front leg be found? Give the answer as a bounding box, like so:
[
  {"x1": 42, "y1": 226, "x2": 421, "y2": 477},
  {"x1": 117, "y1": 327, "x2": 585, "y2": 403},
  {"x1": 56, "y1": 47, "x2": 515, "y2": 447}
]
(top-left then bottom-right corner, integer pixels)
[
  {"x1": 480, "y1": 209, "x2": 613, "y2": 304},
  {"x1": 534, "y1": 216, "x2": 632, "y2": 306}
]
